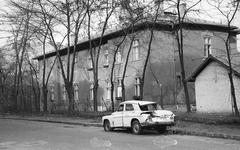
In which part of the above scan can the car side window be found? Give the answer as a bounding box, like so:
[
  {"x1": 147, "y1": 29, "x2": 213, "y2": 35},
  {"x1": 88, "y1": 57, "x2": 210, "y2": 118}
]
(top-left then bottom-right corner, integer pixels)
[
  {"x1": 126, "y1": 104, "x2": 134, "y2": 111},
  {"x1": 117, "y1": 104, "x2": 124, "y2": 111},
  {"x1": 140, "y1": 105, "x2": 148, "y2": 111}
]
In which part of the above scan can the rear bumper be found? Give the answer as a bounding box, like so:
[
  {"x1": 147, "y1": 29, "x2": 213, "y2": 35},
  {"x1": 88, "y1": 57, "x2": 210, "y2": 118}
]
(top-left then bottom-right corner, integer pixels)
[{"x1": 141, "y1": 121, "x2": 176, "y2": 127}]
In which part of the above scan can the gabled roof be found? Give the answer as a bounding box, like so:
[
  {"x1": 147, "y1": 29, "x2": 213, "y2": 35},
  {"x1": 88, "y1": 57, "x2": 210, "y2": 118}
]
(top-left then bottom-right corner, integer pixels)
[{"x1": 187, "y1": 55, "x2": 240, "y2": 82}]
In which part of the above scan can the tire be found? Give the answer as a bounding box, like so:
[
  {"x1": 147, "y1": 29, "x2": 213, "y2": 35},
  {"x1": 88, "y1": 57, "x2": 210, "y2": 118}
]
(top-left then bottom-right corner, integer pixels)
[
  {"x1": 103, "y1": 120, "x2": 113, "y2": 132},
  {"x1": 132, "y1": 120, "x2": 142, "y2": 135},
  {"x1": 156, "y1": 126, "x2": 167, "y2": 134}
]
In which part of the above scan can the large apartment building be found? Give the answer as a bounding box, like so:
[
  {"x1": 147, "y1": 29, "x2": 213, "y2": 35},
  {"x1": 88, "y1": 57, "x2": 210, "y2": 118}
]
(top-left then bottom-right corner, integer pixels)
[{"x1": 34, "y1": 14, "x2": 239, "y2": 111}]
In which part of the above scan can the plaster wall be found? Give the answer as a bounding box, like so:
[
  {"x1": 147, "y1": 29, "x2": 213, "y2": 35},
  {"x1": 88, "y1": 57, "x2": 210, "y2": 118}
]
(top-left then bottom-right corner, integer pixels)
[{"x1": 195, "y1": 61, "x2": 239, "y2": 113}]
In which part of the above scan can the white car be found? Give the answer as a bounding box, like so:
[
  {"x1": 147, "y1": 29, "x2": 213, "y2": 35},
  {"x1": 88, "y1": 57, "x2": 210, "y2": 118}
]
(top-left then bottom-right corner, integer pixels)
[{"x1": 102, "y1": 100, "x2": 175, "y2": 135}]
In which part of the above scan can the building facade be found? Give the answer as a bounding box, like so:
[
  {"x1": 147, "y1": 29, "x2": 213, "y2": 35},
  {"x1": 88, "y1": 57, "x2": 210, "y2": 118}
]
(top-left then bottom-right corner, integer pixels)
[{"x1": 34, "y1": 17, "x2": 239, "y2": 112}]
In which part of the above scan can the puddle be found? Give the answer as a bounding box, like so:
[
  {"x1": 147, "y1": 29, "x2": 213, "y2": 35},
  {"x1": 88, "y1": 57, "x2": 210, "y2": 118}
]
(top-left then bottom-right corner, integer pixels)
[
  {"x1": 0, "y1": 141, "x2": 48, "y2": 149},
  {"x1": 90, "y1": 137, "x2": 111, "y2": 147},
  {"x1": 153, "y1": 136, "x2": 177, "y2": 149}
]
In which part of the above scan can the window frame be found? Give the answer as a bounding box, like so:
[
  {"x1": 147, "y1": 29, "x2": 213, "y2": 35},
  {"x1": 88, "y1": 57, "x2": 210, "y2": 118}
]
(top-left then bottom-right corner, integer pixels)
[
  {"x1": 132, "y1": 39, "x2": 140, "y2": 61},
  {"x1": 50, "y1": 83, "x2": 54, "y2": 101},
  {"x1": 126, "y1": 104, "x2": 134, "y2": 111},
  {"x1": 117, "y1": 104, "x2": 124, "y2": 111},
  {"x1": 74, "y1": 84, "x2": 79, "y2": 101},
  {"x1": 88, "y1": 55, "x2": 93, "y2": 70},
  {"x1": 90, "y1": 81, "x2": 94, "y2": 100},
  {"x1": 204, "y1": 36, "x2": 212, "y2": 57},
  {"x1": 117, "y1": 78, "x2": 122, "y2": 97},
  {"x1": 62, "y1": 85, "x2": 67, "y2": 101},
  {"x1": 116, "y1": 51, "x2": 122, "y2": 64},
  {"x1": 134, "y1": 77, "x2": 141, "y2": 96},
  {"x1": 104, "y1": 50, "x2": 109, "y2": 67},
  {"x1": 106, "y1": 80, "x2": 111, "y2": 99}
]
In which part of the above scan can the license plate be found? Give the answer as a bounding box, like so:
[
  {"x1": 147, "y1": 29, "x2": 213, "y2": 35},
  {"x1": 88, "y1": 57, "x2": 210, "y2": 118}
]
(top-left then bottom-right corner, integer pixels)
[{"x1": 156, "y1": 116, "x2": 167, "y2": 120}]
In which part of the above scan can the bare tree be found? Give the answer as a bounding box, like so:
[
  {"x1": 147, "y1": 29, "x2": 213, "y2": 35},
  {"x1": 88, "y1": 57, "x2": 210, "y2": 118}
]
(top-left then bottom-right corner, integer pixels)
[
  {"x1": 116, "y1": 0, "x2": 149, "y2": 101},
  {"x1": 26, "y1": 58, "x2": 40, "y2": 112},
  {"x1": 0, "y1": 51, "x2": 15, "y2": 114},
  {"x1": 207, "y1": 0, "x2": 239, "y2": 116},
  {"x1": 86, "y1": 0, "x2": 117, "y2": 111},
  {"x1": 140, "y1": 0, "x2": 162, "y2": 100},
  {"x1": 109, "y1": 35, "x2": 127, "y2": 111},
  {"x1": 2, "y1": 0, "x2": 41, "y2": 112},
  {"x1": 36, "y1": 0, "x2": 88, "y2": 112},
  {"x1": 171, "y1": 0, "x2": 202, "y2": 113}
]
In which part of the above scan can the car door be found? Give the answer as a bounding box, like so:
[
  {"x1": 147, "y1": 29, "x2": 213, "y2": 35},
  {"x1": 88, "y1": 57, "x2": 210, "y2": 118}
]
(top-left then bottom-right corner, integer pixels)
[
  {"x1": 123, "y1": 103, "x2": 135, "y2": 127},
  {"x1": 112, "y1": 104, "x2": 124, "y2": 127}
]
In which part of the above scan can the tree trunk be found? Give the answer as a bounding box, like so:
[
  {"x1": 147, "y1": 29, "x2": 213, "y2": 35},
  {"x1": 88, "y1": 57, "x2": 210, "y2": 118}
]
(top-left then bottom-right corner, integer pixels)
[
  {"x1": 66, "y1": 84, "x2": 75, "y2": 112},
  {"x1": 122, "y1": 83, "x2": 125, "y2": 101},
  {"x1": 93, "y1": 80, "x2": 99, "y2": 111},
  {"x1": 228, "y1": 73, "x2": 239, "y2": 116},
  {"x1": 181, "y1": 71, "x2": 191, "y2": 112},
  {"x1": 42, "y1": 85, "x2": 48, "y2": 112},
  {"x1": 110, "y1": 81, "x2": 115, "y2": 112}
]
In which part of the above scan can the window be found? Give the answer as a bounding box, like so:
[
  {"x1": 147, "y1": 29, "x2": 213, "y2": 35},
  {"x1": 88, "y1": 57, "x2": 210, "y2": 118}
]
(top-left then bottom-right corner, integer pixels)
[
  {"x1": 117, "y1": 104, "x2": 124, "y2": 111},
  {"x1": 106, "y1": 80, "x2": 111, "y2": 99},
  {"x1": 74, "y1": 71, "x2": 77, "y2": 82},
  {"x1": 132, "y1": 39, "x2": 140, "y2": 60},
  {"x1": 204, "y1": 37, "x2": 212, "y2": 57},
  {"x1": 88, "y1": 55, "x2": 93, "y2": 70},
  {"x1": 62, "y1": 85, "x2": 67, "y2": 101},
  {"x1": 176, "y1": 73, "x2": 181, "y2": 88},
  {"x1": 134, "y1": 77, "x2": 141, "y2": 96},
  {"x1": 116, "y1": 51, "x2": 122, "y2": 64},
  {"x1": 74, "y1": 84, "x2": 79, "y2": 101},
  {"x1": 74, "y1": 54, "x2": 78, "y2": 64},
  {"x1": 139, "y1": 103, "x2": 162, "y2": 111},
  {"x1": 90, "y1": 81, "x2": 94, "y2": 100},
  {"x1": 117, "y1": 78, "x2": 122, "y2": 97},
  {"x1": 61, "y1": 57, "x2": 65, "y2": 67},
  {"x1": 104, "y1": 50, "x2": 109, "y2": 67},
  {"x1": 126, "y1": 104, "x2": 134, "y2": 111},
  {"x1": 50, "y1": 83, "x2": 54, "y2": 101}
]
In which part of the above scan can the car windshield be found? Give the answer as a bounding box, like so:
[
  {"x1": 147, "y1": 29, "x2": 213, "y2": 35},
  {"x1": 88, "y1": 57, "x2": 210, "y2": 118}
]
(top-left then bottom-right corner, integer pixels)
[{"x1": 139, "y1": 103, "x2": 162, "y2": 111}]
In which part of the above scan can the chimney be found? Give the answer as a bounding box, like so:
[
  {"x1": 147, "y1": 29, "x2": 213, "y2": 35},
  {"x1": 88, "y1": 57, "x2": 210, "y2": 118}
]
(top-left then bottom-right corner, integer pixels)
[{"x1": 179, "y1": 3, "x2": 186, "y2": 17}]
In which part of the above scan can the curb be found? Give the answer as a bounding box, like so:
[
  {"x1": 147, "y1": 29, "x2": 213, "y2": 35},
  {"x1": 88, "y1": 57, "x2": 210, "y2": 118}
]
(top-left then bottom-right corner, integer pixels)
[
  {"x1": 2, "y1": 117, "x2": 240, "y2": 141},
  {"x1": 0, "y1": 117, "x2": 102, "y2": 127},
  {"x1": 167, "y1": 129, "x2": 240, "y2": 141}
]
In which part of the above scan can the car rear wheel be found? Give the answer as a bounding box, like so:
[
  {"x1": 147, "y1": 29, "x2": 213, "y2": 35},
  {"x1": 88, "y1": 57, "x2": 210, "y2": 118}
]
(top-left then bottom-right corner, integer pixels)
[
  {"x1": 104, "y1": 120, "x2": 113, "y2": 131},
  {"x1": 132, "y1": 120, "x2": 142, "y2": 135},
  {"x1": 156, "y1": 126, "x2": 166, "y2": 134}
]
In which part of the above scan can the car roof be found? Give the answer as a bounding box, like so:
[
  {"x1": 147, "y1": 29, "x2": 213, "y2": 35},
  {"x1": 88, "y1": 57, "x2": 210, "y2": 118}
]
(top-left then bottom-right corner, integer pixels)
[{"x1": 119, "y1": 100, "x2": 157, "y2": 105}]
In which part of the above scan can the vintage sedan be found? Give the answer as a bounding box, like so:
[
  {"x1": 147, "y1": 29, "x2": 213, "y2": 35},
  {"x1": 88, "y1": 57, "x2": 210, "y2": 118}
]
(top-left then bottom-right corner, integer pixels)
[{"x1": 102, "y1": 100, "x2": 175, "y2": 135}]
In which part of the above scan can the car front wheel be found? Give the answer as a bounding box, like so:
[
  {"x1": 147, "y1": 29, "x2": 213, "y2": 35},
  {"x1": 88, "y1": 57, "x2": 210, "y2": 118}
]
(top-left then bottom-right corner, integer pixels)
[
  {"x1": 104, "y1": 120, "x2": 113, "y2": 132},
  {"x1": 132, "y1": 120, "x2": 142, "y2": 135}
]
